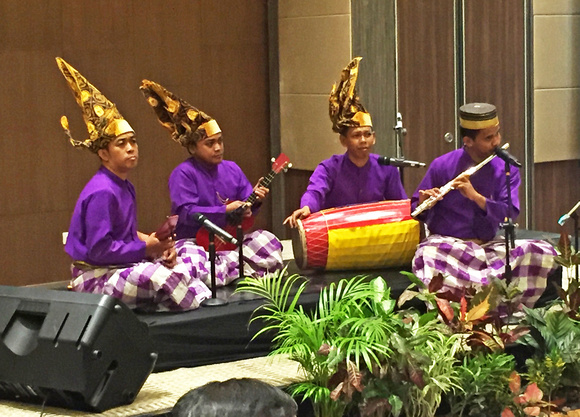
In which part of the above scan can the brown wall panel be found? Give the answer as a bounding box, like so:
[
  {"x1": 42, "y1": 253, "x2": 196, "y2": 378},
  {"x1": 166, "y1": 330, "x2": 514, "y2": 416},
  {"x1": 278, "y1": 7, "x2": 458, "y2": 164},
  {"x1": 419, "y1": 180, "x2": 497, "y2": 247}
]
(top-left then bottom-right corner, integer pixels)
[
  {"x1": 0, "y1": 0, "x2": 271, "y2": 285},
  {"x1": 534, "y1": 160, "x2": 580, "y2": 234},
  {"x1": 280, "y1": 169, "x2": 312, "y2": 240},
  {"x1": 396, "y1": 0, "x2": 457, "y2": 197},
  {"x1": 464, "y1": 0, "x2": 527, "y2": 220}
]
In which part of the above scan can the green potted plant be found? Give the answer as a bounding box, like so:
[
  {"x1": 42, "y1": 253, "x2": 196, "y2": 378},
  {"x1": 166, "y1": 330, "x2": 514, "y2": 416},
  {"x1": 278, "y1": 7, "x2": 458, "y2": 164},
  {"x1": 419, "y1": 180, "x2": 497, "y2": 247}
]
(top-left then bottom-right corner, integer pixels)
[{"x1": 235, "y1": 271, "x2": 401, "y2": 417}]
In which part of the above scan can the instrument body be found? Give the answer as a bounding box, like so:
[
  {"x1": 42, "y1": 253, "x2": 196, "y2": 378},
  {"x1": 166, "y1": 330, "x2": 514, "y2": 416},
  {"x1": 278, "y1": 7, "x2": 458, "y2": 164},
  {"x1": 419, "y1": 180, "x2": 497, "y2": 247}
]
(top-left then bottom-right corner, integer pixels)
[
  {"x1": 411, "y1": 143, "x2": 509, "y2": 218},
  {"x1": 292, "y1": 200, "x2": 420, "y2": 271}
]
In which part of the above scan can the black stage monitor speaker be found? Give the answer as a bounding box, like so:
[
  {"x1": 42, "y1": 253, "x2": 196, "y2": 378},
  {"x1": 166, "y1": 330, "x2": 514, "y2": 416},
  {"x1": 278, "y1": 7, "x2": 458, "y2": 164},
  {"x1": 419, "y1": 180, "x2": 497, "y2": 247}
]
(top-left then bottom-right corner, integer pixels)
[{"x1": 0, "y1": 286, "x2": 158, "y2": 412}]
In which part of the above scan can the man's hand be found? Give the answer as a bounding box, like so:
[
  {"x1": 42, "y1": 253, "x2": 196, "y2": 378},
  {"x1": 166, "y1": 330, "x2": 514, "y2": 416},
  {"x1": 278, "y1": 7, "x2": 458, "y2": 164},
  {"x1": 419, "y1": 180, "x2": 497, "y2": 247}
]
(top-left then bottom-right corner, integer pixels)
[
  {"x1": 161, "y1": 246, "x2": 177, "y2": 268},
  {"x1": 144, "y1": 232, "x2": 174, "y2": 260},
  {"x1": 451, "y1": 173, "x2": 487, "y2": 210},
  {"x1": 283, "y1": 206, "x2": 311, "y2": 228},
  {"x1": 226, "y1": 200, "x2": 252, "y2": 218},
  {"x1": 418, "y1": 188, "x2": 442, "y2": 204},
  {"x1": 253, "y1": 178, "x2": 269, "y2": 202}
]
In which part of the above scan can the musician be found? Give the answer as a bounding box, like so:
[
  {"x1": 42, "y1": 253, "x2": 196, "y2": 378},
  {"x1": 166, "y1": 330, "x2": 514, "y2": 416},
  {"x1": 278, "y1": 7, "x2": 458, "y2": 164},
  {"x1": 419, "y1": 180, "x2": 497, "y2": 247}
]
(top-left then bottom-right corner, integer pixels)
[
  {"x1": 412, "y1": 102, "x2": 557, "y2": 307},
  {"x1": 140, "y1": 80, "x2": 283, "y2": 286},
  {"x1": 57, "y1": 58, "x2": 211, "y2": 311},
  {"x1": 284, "y1": 57, "x2": 407, "y2": 228}
]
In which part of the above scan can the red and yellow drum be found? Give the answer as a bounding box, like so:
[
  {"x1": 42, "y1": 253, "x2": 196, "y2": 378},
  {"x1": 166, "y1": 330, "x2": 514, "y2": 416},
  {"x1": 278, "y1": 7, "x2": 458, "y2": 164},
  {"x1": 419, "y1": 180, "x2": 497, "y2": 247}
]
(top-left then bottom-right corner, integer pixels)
[{"x1": 292, "y1": 200, "x2": 420, "y2": 270}]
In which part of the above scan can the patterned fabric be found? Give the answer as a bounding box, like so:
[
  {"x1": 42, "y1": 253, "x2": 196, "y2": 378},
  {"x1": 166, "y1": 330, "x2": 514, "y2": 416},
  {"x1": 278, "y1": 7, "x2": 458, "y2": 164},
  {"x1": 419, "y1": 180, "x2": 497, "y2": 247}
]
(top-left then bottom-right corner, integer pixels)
[
  {"x1": 412, "y1": 234, "x2": 557, "y2": 307},
  {"x1": 140, "y1": 80, "x2": 220, "y2": 147},
  {"x1": 328, "y1": 57, "x2": 372, "y2": 133},
  {"x1": 70, "y1": 255, "x2": 212, "y2": 312},
  {"x1": 56, "y1": 57, "x2": 133, "y2": 153},
  {"x1": 70, "y1": 230, "x2": 283, "y2": 311},
  {"x1": 175, "y1": 230, "x2": 284, "y2": 287}
]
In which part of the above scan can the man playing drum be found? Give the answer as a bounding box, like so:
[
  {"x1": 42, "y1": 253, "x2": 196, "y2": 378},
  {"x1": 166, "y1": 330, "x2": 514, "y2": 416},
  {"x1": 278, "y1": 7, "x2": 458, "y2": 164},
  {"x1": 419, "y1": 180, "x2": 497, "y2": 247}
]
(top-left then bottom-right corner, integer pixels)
[
  {"x1": 412, "y1": 102, "x2": 557, "y2": 307},
  {"x1": 284, "y1": 57, "x2": 407, "y2": 228}
]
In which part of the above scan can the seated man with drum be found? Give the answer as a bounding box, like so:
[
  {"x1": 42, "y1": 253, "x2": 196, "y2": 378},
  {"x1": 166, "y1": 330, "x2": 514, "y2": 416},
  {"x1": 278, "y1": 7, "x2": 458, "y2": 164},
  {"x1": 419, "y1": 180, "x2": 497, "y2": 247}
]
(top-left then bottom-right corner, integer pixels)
[
  {"x1": 411, "y1": 102, "x2": 557, "y2": 307},
  {"x1": 284, "y1": 57, "x2": 407, "y2": 228}
]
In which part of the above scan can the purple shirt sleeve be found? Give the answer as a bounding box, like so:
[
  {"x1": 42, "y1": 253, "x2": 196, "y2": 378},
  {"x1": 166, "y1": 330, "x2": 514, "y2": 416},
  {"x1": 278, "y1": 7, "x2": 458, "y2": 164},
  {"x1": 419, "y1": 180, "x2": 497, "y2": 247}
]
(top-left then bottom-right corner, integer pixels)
[
  {"x1": 65, "y1": 167, "x2": 146, "y2": 266},
  {"x1": 169, "y1": 158, "x2": 253, "y2": 239},
  {"x1": 300, "y1": 153, "x2": 407, "y2": 213}
]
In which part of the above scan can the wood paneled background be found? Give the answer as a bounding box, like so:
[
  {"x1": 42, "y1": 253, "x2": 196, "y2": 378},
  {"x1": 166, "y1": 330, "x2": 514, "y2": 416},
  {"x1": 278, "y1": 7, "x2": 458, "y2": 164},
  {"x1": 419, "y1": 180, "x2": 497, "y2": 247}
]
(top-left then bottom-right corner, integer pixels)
[
  {"x1": 1, "y1": 0, "x2": 578, "y2": 286},
  {"x1": 280, "y1": 0, "x2": 579, "y2": 240},
  {"x1": 0, "y1": 0, "x2": 272, "y2": 285}
]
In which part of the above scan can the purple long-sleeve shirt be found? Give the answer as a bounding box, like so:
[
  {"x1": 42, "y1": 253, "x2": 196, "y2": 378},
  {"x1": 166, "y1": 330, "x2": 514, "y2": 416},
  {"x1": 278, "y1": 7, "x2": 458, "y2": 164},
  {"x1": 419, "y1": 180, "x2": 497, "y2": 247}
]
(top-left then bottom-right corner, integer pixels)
[
  {"x1": 65, "y1": 166, "x2": 146, "y2": 266},
  {"x1": 169, "y1": 157, "x2": 254, "y2": 239},
  {"x1": 300, "y1": 153, "x2": 407, "y2": 213},
  {"x1": 411, "y1": 147, "x2": 521, "y2": 241}
]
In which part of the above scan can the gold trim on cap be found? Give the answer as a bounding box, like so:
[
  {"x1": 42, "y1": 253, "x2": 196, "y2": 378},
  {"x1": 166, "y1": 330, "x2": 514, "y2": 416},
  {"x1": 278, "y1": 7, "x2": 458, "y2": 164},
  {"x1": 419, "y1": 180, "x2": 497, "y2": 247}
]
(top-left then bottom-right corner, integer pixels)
[
  {"x1": 352, "y1": 111, "x2": 372, "y2": 127},
  {"x1": 200, "y1": 119, "x2": 221, "y2": 137},
  {"x1": 105, "y1": 119, "x2": 134, "y2": 137},
  {"x1": 459, "y1": 116, "x2": 499, "y2": 130}
]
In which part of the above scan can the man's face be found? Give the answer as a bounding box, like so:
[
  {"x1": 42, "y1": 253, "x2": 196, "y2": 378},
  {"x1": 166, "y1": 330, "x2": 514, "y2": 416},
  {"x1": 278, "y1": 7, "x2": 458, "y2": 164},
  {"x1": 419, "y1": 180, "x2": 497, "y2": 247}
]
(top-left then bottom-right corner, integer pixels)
[
  {"x1": 464, "y1": 123, "x2": 501, "y2": 162},
  {"x1": 340, "y1": 126, "x2": 375, "y2": 159},
  {"x1": 98, "y1": 132, "x2": 139, "y2": 177},
  {"x1": 191, "y1": 133, "x2": 224, "y2": 166}
]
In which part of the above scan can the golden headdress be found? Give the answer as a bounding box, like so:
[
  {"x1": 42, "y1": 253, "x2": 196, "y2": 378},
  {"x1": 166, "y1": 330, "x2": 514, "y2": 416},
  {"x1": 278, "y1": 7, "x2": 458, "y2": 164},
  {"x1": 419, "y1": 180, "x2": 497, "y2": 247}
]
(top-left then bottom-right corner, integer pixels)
[
  {"x1": 459, "y1": 103, "x2": 499, "y2": 130},
  {"x1": 329, "y1": 57, "x2": 373, "y2": 134},
  {"x1": 55, "y1": 57, "x2": 134, "y2": 153},
  {"x1": 139, "y1": 80, "x2": 221, "y2": 147}
]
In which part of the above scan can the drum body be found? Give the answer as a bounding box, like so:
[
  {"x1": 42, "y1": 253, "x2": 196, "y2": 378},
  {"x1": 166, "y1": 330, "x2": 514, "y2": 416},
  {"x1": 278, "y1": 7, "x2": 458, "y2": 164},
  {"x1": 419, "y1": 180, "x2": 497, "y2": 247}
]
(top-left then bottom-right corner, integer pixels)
[{"x1": 292, "y1": 200, "x2": 420, "y2": 271}]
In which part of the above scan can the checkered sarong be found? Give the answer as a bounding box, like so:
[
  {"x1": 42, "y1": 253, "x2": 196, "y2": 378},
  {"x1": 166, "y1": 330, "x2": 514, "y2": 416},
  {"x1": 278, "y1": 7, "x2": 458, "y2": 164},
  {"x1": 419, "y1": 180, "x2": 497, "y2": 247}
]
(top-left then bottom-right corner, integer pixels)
[
  {"x1": 70, "y1": 230, "x2": 283, "y2": 311},
  {"x1": 175, "y1": 229, "x2": 284, "y2": 287},
  {"x1": 412, "y1": 234, "x2": 558, "y2": 307},
  {"x1": 70, "y1": 256, "x2": 212, "y2": 312}
]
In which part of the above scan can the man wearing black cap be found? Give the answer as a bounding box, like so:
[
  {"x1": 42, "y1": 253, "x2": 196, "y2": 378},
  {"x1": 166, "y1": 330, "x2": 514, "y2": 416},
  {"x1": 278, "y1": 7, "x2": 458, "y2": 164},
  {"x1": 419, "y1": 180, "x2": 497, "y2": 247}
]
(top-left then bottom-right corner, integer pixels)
[{"x1": 411, "y1": 103, "x2": 556, "y2": 307}]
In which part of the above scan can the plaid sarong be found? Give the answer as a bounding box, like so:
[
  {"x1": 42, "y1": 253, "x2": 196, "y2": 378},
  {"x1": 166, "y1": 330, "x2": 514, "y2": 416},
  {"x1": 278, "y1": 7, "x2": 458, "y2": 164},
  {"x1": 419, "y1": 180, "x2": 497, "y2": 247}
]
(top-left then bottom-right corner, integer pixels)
[
  {"x1": 412, "y1": 234, "x2": 558, "y2": 307},
  {"x1": 70, "y1": 230, "x2": 283, "y2": 311},
  {"x1": 70, "y1": 256, "x2": 212, "y2": 312},
  {"x1": 175, "y1": 229, "x2": 284, "y2": 287}
]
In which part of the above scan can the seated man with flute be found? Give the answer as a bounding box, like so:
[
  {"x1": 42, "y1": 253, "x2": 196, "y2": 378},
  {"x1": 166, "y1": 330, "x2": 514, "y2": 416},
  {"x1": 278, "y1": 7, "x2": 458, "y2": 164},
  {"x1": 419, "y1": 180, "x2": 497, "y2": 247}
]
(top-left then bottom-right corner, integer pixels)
[{"x1": 411, "y1": 102, "x2": 556, "y2": 307}]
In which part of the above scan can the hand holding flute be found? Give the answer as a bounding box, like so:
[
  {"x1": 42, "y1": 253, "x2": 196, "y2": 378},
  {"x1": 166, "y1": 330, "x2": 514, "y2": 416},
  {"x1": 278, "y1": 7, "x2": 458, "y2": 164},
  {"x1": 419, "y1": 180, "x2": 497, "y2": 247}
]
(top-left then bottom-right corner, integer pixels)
[{"x1": 411, "y1": 143, "x2": 509, "y2": 217}]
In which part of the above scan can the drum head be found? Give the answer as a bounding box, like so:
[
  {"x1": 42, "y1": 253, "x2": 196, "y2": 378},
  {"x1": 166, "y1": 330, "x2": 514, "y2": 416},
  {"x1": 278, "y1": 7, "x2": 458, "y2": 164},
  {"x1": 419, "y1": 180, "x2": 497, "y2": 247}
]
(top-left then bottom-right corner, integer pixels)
[{"x1": 290, "y1": 221, "x2": 307, "y2": 270}]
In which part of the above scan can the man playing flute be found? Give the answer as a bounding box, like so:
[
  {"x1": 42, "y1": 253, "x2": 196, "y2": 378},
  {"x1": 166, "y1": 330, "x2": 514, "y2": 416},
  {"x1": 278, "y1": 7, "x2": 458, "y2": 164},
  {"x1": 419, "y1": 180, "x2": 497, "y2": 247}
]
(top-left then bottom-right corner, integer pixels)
[{"x1": 411, "y1": 103, "x2": 557, "y2": 307}]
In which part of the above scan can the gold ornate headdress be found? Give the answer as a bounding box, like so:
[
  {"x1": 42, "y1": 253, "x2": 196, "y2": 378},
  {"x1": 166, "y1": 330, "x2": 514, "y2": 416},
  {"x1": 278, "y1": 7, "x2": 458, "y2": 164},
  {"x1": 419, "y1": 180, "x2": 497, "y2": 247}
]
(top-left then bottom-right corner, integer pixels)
[
  {"x1": 55, "y1": 57, "x2": 133, "y2": 153},
  {"x1": 329, "y1": 57, "x2": 372, "y2": 134},
  {"x1": 139, "y1": 80, "x2": 221, "y2": 147}
]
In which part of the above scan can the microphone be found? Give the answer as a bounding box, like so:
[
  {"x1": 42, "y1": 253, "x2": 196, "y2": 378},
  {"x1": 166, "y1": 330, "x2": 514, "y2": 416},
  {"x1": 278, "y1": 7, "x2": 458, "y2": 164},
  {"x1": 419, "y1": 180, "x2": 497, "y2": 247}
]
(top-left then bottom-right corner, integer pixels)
[
  {"x1": 193, "y1": 213, "x2": 239, "y2": 246},
  {"x1": 378, "y1": 156, "x2": 426, "y2": 168},
  {"x1": 558, "y1": 201, "x2": 580, "y2": 226},
  {"x1": 494, "y1": 146, "x2": 522, "y2": 167}
]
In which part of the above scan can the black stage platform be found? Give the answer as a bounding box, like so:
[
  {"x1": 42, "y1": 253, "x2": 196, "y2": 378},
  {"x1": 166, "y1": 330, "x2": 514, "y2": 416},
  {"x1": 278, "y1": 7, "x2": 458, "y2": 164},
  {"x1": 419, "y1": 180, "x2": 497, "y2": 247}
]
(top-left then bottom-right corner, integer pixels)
[{"x1": 137, "y1": 229, "x2": 563, "y2": 372}]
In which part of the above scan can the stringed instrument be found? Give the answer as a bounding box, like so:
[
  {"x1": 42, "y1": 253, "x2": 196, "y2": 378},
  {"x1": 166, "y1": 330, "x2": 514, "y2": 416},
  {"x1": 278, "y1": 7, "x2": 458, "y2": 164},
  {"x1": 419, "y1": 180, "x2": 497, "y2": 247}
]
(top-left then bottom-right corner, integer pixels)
[{"x1": 196, "y1": 153, "x2": 291, "y2": 251}]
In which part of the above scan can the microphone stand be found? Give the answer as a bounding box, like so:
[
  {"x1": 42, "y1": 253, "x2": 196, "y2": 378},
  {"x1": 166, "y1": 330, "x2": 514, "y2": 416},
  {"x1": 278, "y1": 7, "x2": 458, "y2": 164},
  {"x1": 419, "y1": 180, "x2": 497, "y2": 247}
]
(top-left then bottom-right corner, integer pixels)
[
  {"x1": 237, "y1": 224, "x2": 245, "y2": 280},
  {"x1": 500, "y1": 160, "x2": 516, "y2": 284},
  {"x1": 394, "y1": 112, "x2": 407, "y2": 185},
  {"x1": 574, "y1": 212, "x2": 579, "y2": 280},
  {"x1": 201, "y1": 230, "x2": 228, "y2": 307}
]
